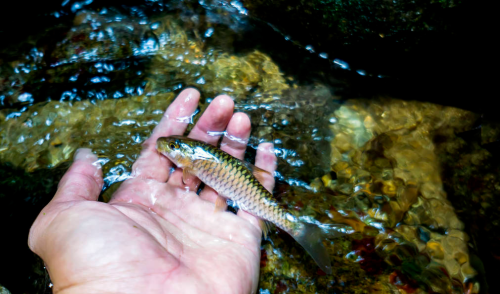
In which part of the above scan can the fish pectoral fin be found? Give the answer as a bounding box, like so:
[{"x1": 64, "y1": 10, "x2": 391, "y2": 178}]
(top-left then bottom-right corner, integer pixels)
[
  {"x1": 259, "y1": 219, "x2": 274, "y2": 239},
  {"x1": 182, "y1": 167, "x2": 194, "y2": 185},
  {"x1": 242, "y1": 161, "x2": 273, "y2": 185},
  {"x1": 214, "y1": 195, "x2": 227, "y2": 213},
  {"x1": 182, "y1": 167, "x2": 190, "y2": 184}
]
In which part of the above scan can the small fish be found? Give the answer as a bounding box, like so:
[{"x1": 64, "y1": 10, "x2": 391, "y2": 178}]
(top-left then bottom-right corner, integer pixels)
[{"x1": 156, "y1": 135, "x2": 332, "y2": 274}]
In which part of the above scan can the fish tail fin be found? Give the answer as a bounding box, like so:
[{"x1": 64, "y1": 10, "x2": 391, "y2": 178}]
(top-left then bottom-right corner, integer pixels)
[{"x1": 290, "y1": 222, "x2": 332, "y2": 274}]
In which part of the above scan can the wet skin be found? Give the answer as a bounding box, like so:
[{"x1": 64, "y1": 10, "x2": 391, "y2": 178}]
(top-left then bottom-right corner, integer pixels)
[{"x1": 28, "y1": 88, "x2": 277, "y2": 294}]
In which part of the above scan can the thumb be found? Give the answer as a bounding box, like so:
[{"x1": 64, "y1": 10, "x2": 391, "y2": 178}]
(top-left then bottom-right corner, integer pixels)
[
  {"x1": 28, "y1": 148, "x2": 104, "y2": 253},
  {"x1": 53, "y1": 148, "x2": 104, "y2": 203}
]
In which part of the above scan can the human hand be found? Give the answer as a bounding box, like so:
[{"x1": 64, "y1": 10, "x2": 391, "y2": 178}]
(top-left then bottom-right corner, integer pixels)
[{"x1": 28, "y1": 88, "x2": 277, "y2": 294}]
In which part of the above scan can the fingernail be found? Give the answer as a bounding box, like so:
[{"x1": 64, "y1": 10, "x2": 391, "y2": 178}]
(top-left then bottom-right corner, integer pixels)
[
  {"x1": 180, "y1": 88, "x2": 199, "y2": 102},
  {"x1": 74, "y1": 148, "x2": 97, "y2": 162},
  {"x1": 258, "y1": 142, "x2": 274, "y2": 153},
  {"x1": 184, "y1": 91, "x2": 193, "y2": 102}
]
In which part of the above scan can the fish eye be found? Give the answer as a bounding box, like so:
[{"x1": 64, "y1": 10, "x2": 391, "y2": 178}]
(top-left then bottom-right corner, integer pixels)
[{"x1": 169, "y1": 142, "x2": 178, "y2": 149}]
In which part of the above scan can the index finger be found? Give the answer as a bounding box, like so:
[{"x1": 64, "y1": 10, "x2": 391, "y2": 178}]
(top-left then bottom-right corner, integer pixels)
[{"x1": 130, "y1": 88, "x2": 200, "y2": 182}]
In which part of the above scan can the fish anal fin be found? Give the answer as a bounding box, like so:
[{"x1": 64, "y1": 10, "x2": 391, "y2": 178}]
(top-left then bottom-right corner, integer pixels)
[
  {"x1": 214, "y1": 195, "x2": 227, "y2": 213},
  {"x1": 259, "y1": 219, "x2": 273, "y2": 239}
]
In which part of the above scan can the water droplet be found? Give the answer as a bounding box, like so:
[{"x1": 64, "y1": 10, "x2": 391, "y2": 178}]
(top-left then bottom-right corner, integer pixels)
[
  {"x1": 112, "y1": 120, "x2": 136, "y2": 127},
  {"x1": 7, "y1": 112, "x2": 22, "y2": 121},
  {"x1": 207, "y1": 131, "x2": 226, "y2": 137},
  {"x1": 132, "y1": 134, "x2": 142, "y2": 143},
  {"x1": 140, "y1": 37, "x2": 158, "y2": 53},
  {"x1": 204, "y1": 27, "x2": 214, "y2": 38},
  {"x1": 230, "y1": 1, "x2": 248, "y2": 15},
  {"x1": 71, "y1": 1, "x2": 94, "y2": 13},
  {"x1": 151, "y1": 22, "x2": 160, "y2": 30},
  {"x1": 91, "y1": 77, "x2": 102, "y2": 83},
  {"x1": 196, "y1": 77, "x2": 206, "y2": 84},
  {"x1": 333, "y1": 59, "x2": 350, "y2": 70},
  {"x1": 18, "y1": 93, "x2": 33, "y2": 103}
]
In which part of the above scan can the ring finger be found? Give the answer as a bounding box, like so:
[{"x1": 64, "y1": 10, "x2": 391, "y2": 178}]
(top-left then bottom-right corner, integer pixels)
[{"x1": 199, "y1": 112, "x2": 252, "y2": 204}]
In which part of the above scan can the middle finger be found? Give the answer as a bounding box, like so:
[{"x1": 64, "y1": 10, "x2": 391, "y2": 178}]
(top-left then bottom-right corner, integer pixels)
[{"x1": 199, "y1": 112, "x2": 251, "y2": 203}]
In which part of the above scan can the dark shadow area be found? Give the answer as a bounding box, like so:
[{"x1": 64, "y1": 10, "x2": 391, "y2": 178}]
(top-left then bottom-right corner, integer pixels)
[
  {"x1": 239, "y1": 0, "x2": 496, "y2": 117},
  {"x1": 0, "y1": 162, "x2": 70, "y2": 293},
  {"x1": 1, "y1": 0, "x2": 496, "y2": 116},
  {"x1": 434, "y1": 122, "x2": 500, "y2": 293}
]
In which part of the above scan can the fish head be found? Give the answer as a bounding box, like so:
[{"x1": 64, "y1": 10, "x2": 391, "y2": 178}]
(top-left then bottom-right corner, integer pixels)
[{"x1": 156, "y1": 136, "x2": 197, "y2": 167}]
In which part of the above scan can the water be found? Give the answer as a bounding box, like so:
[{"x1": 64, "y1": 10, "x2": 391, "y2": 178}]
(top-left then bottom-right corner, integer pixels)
[{"x1": 0, "y1": 0, "x2": 497, "y2": 293}]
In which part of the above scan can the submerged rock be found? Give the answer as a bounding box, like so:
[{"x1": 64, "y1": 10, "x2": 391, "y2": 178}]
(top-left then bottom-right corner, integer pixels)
[
  {"x1": 0, "y1": 285, "x2": 11, "y2": 294},
  {"x1": 316, "y1": 97, "x2": 482, "y2": 292},
  {"x1": 0, "y1": 92, "x2": 175, "y2": 197}
]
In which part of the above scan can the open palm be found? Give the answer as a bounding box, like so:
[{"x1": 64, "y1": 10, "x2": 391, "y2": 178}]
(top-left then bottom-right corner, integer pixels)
[{"x1": 28, "y1": 89, "x2": 276, "y2": 294}]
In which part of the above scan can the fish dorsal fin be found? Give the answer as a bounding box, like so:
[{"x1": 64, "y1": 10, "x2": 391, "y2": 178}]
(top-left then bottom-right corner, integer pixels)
[
  {"x1": 242, "y1": 161, "x2": 272, "y2": 185},
  {"x1": 259, "y1": 219, "x2": 274, "y2": 239}
]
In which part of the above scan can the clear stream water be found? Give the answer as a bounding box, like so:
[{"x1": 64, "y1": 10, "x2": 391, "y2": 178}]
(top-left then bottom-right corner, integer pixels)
[{"x1": 0, "y1": 1, "x2": 497, "y2": 293}]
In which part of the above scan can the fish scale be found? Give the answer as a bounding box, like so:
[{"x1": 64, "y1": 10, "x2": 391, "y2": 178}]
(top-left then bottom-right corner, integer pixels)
[
  {"x1": 157, "y1": 135, "x2": 333, "y2": 274},
  {"x1": 198, "y1": 139, "x2": 294, "y2": 231}
]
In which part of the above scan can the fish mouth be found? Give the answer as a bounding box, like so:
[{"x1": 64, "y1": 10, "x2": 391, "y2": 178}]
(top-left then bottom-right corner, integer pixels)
[
  {"x1": 157, "y1": 148, "x2": 178, "y2": 166},
  {"x1": 156, "y1": 138, "x2": 172, "y2": 156}
]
